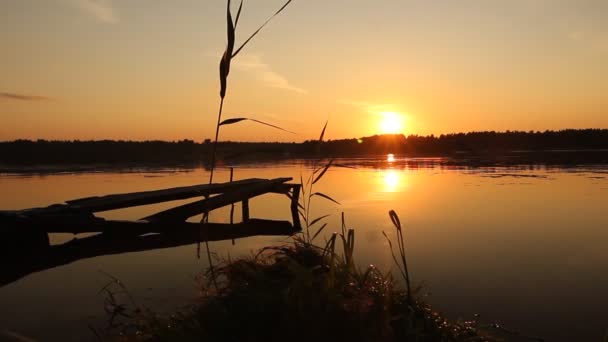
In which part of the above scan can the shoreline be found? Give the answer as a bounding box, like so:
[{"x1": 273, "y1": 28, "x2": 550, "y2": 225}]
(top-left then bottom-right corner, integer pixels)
[{"x1": 1, "y1": 150, "x2": 608, "y2": 175}]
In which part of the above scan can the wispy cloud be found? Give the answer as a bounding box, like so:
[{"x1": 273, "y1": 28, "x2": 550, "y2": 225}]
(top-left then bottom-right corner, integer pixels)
[
  {"x1": 566, "y1": 29, "x2": 608, "y2": 53},
  {"x1": 69, "y1": 0, "x2": 118, "y2": 23},
  {"x1": 233, "y1": 54, "x2": 306, "y2": 94},
  {"x1": 0, "y1": 92, "x2": 52, "y2": 102},
  {"x1": 567, "y1": 30, "x2": 584, "y2": 42}
]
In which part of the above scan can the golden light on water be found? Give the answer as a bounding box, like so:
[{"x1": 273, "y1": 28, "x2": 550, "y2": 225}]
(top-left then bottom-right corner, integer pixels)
[
  {"x1": 382, "y1": 170, "x2": 401, "y2": 192},
  {"x1": 378, "y1": 111, "x2": 404, "y2": 134},
  {"x1": 387, "y1": 153, "x2": 395, "y2": 162}
]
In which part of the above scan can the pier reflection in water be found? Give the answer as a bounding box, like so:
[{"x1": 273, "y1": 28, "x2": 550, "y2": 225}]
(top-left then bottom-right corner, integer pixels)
[{"x1": 1, "y1": 219, "x2": 296, "y2": 288}]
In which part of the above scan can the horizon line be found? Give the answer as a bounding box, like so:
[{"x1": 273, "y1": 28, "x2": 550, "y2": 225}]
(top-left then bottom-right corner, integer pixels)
[{"x1": 2, "y1": 128, "x2": 608, "y2": 144}]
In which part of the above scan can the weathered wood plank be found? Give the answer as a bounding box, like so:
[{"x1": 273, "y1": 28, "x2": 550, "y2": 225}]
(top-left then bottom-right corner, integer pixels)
[
  {"x1": 141, "y1": 177, "x2": 292, "y2": 223},
  {"x1": 65, "y1": 178, "x2": 273, "y2": 213},
  {"x1": 290, "y1": 184, "x2": 302, "y2": 229},
  {"x1": 242, "y1": 200, "x2": 250, "y2": 222}
]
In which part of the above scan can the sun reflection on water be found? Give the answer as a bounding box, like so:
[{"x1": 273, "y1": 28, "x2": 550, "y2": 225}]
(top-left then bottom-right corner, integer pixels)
[
  {"x1": 382, "y1": 169, "x2": 402, "y2": 192},
  {"x1": 387, "y1": 153, "x2": 395, "y2": 163}
]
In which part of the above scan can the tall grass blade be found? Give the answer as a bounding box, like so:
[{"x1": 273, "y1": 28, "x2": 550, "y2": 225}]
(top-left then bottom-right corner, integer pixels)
[
  {"x1": 347, "y1": 229, "x2": 354, "y2": 257},
  {"x1": 232, "y1": 0, "x2": 294, "y2": 58},
  {"x1": 233, "y1": 0, "x2": 243, "y2": 29},
  {"x1": 387, "y1": 210, "x2": 412, "y2": 305},
  {"x1": 299, "y1": 174, "x2": 306, "y2": 197},
  {"x1": 219, "y1": 117, "x2": 296, "y2": 134},
  {"x1": 298, "y1": 208, "x2": 307, "y2": 222},
  {"x1": 341, "y1": 212, "x2": 346, "y2": 237},
  {"x1": 319, "y1": 120, "x2": 328, "y2": 142},
  {"x1": 341, "y1": 228, "x2": 355, "y2": 269},
  {"x1": 219, "y1": 118, "x2": 247, "y2": 125},
  {"x1": 309, "y1": 213, "x2": 331, "y2": 227},
  {"x1": 389, "y1": 209, "x2": 402, "y2": 231},
  {"x1": 322, "y1": 232, "x2": 337, "y2": 258},
  {"x1": 310, "y1": 223, "x2": 328, "y2": 241},
  {"x1": 219, "y1": 1, "x2": 236, "y2": 99},
  {"x1": 333, "y1": 163, "x2": 356, "y2": 169},
  {"x1": 311, "y1": 192, "x2": 340, "y2": 205},
  {"x1": 306, "y1": 171, "x2": 314, "y2": 186},
  {"x1": 382, "y1": 231, "x2": 408, "y2": 283},
  {"x1": 312, "y1": 159, "x2": 333, "y2": 184}
]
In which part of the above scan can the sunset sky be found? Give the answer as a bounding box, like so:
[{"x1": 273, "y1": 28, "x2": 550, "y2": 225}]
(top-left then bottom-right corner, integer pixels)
[{"x1": 1, "y1": 0, "x2": 607, "y2": 142}]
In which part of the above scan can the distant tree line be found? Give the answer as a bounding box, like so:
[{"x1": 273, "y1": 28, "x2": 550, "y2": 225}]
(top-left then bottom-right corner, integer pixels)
[
  {"x1": 317, "y1": 129, "x2": 608, "y2": 155},
  {"x1": 1, "y1": 129, "x2": 607, "y2": 165}
]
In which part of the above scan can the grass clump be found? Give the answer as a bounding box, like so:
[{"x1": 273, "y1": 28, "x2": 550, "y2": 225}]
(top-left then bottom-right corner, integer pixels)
[{"x1": 101, "y1": 212, "x2": 486, "y2": 342}]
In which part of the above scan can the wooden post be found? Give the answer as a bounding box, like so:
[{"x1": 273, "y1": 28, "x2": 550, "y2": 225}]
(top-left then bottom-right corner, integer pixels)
[
  {"x1": 242, "y1": 199, "x2": 250, "y2": 223},
  {"x1": 141, "y1": 178, "x2": 291, "y2": 223},
  {"x1": 229, "y1": 168, "x2": 234, "y2": 224},
  {"x1": 290, "y1": 184, "x2": 301, "y2": 230}
]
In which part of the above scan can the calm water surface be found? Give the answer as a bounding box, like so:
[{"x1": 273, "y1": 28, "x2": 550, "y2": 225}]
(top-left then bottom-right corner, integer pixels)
[{"x1": 1, "y1": 158, "x2": 607, "y2": 341}]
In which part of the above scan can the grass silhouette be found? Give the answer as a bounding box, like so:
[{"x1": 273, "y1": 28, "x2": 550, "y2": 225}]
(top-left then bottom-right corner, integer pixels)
[
  {"x1": 209, "y1": 0, "x2": 295, "y2": 184},
  {"x1": 98, "y1": 212, "x2": 494, "y2": 342}
]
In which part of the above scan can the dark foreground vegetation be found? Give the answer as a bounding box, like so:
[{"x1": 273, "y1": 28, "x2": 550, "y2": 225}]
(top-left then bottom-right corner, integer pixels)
[
  {"x1": 1, "y1": 129, "x2": 607, "y2": 167},
  {"x1": 97, "y1": 212, "x2": 538, "y2": 342}
]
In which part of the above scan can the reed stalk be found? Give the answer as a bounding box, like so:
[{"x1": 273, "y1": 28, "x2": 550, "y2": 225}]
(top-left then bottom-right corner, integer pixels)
[
  {"x1": 207, "y1": 0, "x2": 295, "y2": 185},
  {"x1": 383, "y1": 210, "x2": 412, "y2": 305},
  {"x1": 203, "y1": 0, "x2": 296, "y2": 293}
]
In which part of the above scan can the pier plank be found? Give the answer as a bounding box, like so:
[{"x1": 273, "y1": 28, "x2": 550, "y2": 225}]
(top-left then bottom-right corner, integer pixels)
[
  {"x1": 65, "y1": 178, "x2": 271, "y2": 213},
  {"x1": 142, "y1": 177, "x2": 292, "y2": 222}
]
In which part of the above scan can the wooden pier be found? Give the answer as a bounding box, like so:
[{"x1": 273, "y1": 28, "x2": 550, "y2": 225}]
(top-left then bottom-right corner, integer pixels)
[
  {"x1": 0, "y1": 177, "x2": 302, "y2": 286},
  {"x1": 0, "y1": 177, "x2": 301, "y2": 235}
]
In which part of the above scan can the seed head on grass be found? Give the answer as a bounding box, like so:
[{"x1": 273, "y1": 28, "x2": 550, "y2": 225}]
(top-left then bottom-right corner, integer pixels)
[
  {"x1": 383, "y1": 210, "x2": 412, "y2": 305},
  {"x1": 210, "y1": 0, "x2": 296, "y2": 184}
]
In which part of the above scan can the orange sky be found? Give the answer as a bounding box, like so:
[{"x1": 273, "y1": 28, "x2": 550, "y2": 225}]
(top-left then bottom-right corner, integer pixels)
[{"x1": 1, "y1": 0, "x2": 607, "y2": 142}]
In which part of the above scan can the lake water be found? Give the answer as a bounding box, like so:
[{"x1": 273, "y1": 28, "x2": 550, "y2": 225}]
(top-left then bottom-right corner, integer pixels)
[{"x1": 1, "y1": 157, "x2": 607, "y2": 341}]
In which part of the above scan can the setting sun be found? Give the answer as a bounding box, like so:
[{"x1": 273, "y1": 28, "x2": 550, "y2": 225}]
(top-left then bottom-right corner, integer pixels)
[{"x1": 378, "y1": 112, "x2": 404, "y2": 135}]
